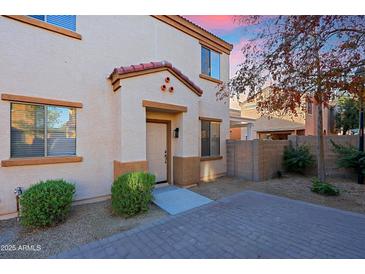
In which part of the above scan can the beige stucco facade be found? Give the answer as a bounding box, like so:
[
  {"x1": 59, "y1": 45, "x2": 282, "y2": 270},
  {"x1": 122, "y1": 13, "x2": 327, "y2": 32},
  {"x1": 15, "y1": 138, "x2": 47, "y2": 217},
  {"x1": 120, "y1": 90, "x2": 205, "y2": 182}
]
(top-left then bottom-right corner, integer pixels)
[{"x1": 0, "y1": 15, "x2": 231, "y2": 218}]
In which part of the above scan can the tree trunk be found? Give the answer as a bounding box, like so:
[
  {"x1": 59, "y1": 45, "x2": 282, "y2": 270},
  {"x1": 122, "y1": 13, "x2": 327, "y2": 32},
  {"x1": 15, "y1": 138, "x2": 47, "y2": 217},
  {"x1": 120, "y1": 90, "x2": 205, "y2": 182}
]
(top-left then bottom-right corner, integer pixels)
[{"x1": 316, "y1": 102, "x2": 326, "y2": 181}]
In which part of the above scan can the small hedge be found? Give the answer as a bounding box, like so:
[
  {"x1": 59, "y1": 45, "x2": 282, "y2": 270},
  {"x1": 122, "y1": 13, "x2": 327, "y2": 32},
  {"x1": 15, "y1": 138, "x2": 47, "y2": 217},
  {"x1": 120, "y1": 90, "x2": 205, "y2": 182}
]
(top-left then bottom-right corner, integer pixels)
[
  {"x1": 283, "y1": 144, "x2": 314, "y2": 173},
  {"x1": 331, "y1": 139, "x2": 365, "y2": 175},
  {"x1": 311, "y1": 178, "x2": 340, "y2": 196},
  {"x1": 20, "y1": 179, "x2": 75, "y2": 228},
  {"x1": 111, "y1": 172, "x2": 155, "y2": 217}
]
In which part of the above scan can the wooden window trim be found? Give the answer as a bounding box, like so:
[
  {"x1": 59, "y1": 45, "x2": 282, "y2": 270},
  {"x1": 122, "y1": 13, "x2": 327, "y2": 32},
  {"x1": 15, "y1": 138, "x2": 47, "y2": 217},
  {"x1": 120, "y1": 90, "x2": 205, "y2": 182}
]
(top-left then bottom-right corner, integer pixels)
[
  {"x1": 3, "y1": 15, "x2": 82, "y2": 40},
  {"x1": 1, "y1": 156, "x2": 83, "y2": 167},
  {"x1": 200, "y1": 156, "x2": 223, "y2": 161},
  {"x1": 199, "y1": 116, "x2": 223, "y2": 123},
  {"x1": 199, "y1": 74, "x2": 223, "y2": 84},
  {"x1": 1, "y1": 93, "x2": 83, "y2": 108}
]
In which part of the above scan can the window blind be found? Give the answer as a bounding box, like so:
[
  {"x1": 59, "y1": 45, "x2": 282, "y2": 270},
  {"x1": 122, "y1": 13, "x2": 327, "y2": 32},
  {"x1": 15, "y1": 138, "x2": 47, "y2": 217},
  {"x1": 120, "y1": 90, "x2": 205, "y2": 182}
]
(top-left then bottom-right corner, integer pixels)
[
  {"x1": 10, "y1": 103, "x2": 76, "y2": 158},
  {"x1": 28, "y1": 15, "x2": 76, "y2": 31},
  {"x1": 11, "y1": 104, "x2": 45, "y2": 158}
]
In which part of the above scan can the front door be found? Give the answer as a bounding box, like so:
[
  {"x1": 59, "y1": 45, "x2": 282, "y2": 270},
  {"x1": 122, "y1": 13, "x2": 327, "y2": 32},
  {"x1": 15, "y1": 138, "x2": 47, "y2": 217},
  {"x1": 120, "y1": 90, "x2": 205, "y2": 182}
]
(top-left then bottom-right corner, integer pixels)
[{"x1": 146, "y1": 122, "x2": 167, "y2": 183}]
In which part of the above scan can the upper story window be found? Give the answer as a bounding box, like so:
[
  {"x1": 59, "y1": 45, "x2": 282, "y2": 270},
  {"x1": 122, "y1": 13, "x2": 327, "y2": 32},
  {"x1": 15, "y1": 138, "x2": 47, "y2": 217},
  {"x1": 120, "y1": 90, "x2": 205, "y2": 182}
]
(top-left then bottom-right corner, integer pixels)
[
  {"x1": 307, "y1": 101, "x2": 313, "y2": 115},
  {"x1": 28, "y1": 15, "x2": 76, "y2": 31},
  {"x1": 201, "y1": 46, "x2": 220, "y2": 80},
  {"x1": 11, "y1": 103, "x2": 76, "y2": 158}
]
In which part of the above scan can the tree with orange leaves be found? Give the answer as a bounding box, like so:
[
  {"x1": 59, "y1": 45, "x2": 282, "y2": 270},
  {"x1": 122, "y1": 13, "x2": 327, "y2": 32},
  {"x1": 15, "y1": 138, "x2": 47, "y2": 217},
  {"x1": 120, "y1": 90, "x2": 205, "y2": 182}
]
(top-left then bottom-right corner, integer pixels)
[{"x1": 223, "y1": 16, "x2": 365, "y2": 182}]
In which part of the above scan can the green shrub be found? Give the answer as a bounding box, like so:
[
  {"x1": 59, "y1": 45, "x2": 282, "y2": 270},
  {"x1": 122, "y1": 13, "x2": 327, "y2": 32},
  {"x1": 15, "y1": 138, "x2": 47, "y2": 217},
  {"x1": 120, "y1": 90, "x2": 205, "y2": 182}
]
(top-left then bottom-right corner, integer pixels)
[
  {"x1": 311, "y1": 178, "x2": 340, "y2": 196},
  {"x1": 331, "y1": 139, "x2": 365, "y2": 174},
  {"x1": 20, "y1": 179, "x2": 75, "y2": 228},
  {"x1": 283, "y1": 144, "x2": 314, "y2": 173},
  {"x1": 111, "y1": 172, "x2": 155, "y2": 217}
]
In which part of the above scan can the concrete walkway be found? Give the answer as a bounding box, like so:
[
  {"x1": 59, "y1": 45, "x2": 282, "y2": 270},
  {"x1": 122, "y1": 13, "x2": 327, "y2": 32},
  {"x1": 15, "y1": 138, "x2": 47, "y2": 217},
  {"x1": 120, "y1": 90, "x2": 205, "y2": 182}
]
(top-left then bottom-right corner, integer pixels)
[{"x1": 54, "y1": 191, "x2": 365, "y2": 258}]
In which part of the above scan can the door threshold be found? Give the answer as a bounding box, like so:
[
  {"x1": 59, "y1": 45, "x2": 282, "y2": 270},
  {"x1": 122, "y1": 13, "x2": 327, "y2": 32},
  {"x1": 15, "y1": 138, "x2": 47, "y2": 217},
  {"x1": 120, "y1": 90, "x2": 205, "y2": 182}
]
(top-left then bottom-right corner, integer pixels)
[{"x1": 155, "y1": 182, "x2": 170, "y2": 188}]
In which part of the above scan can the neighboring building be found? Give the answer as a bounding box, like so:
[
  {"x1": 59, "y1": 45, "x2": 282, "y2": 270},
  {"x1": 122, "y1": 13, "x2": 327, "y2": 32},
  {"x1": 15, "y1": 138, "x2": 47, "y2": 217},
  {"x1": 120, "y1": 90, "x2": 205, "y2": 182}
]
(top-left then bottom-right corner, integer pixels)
[
  {"x1": 0, "y1": 15, "x2": 233, "y2": 219},
  {"x1": 229, "y1": 85, "x2": 338, "y2": 140},
  {"x1": 305, "y1": 99, "x2": 337, "y2": 136},
  {"x1": 236, "y1": 93, "x2": 306, "y2": 140}
]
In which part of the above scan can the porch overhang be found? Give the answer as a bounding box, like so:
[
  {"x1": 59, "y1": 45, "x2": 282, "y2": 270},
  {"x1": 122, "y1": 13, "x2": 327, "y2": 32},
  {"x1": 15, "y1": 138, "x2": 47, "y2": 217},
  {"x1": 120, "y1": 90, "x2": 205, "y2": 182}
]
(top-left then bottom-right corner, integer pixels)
[{"x1": 143, "y1": 100, "x2": 187, "y2": 113}]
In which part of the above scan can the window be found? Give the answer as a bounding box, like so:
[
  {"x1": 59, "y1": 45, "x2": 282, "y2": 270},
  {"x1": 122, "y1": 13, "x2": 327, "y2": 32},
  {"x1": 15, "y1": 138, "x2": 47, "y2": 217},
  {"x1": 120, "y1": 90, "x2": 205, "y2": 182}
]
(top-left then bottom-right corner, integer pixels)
[
  {"x1": 201, "y1": 120, "x2": 220, "y2": 157},
  {"x1": 307, "y1": 101, "x2": 313, "y2": 114},
  {"x1": 11, "y1": 103, "x2": 76, "y2": 158},
  {"x1": 201, "y1": 46, "x2": 220, "y2": 80},
  {"x1": 28, "y1": 15, "x2": 76, "y2": 31}
]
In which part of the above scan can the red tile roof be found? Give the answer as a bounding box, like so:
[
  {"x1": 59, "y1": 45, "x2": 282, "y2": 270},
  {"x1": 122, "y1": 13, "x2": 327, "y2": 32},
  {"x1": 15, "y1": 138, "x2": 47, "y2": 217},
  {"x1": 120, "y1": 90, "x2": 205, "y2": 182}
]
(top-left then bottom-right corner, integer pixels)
[{"x1": 109, "y1": 61, "x2": 203, "y2": 96}]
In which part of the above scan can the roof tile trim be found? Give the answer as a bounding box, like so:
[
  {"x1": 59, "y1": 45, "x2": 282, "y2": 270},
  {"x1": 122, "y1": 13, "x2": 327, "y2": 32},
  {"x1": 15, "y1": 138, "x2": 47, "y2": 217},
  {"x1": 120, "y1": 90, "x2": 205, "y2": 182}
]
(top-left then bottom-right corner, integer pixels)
[{"x1": 109, "y1": 61, "x2": 203, "y2": 96}]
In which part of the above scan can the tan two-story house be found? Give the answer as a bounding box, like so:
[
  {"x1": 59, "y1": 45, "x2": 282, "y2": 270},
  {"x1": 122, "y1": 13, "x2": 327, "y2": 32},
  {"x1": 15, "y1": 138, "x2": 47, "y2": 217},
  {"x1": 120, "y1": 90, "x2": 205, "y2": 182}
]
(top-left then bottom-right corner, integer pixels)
[{"x1": 0, "y1": 15, "x2": 233, "y2": 219}]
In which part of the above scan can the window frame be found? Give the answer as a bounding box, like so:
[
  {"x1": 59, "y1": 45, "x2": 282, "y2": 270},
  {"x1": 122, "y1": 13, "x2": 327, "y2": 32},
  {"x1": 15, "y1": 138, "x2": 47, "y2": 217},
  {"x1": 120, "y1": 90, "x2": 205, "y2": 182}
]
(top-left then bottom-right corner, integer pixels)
[
  {"x1": 307, "y1": 101, "x2": 313, "y2": 115},
  {"x1": 28, "y1": 15, "x2": 77, "y2": 32},
  {"x1": 200, "y1": 45, "x2": 221, "y2": 81},
  {"x1": 10, "y1": 102, "x2": 77, "y2": 159},
  {"x1": 3, "y1": 15, "x2": 81, "y2": 40},
  {"x1": 1, "y1": 93, "x2": 83, "y2": 167},
  {"x1": 200, "y1": 117, "x2": 222, "y2": 160}
]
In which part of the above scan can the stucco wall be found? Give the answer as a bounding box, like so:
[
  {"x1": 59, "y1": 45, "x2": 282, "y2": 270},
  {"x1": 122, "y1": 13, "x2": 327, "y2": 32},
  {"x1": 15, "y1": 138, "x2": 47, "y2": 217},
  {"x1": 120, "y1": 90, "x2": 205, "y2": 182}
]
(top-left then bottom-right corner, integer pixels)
[{"x1": 0, "y1": 15, "x2": 230, "y2": 217}]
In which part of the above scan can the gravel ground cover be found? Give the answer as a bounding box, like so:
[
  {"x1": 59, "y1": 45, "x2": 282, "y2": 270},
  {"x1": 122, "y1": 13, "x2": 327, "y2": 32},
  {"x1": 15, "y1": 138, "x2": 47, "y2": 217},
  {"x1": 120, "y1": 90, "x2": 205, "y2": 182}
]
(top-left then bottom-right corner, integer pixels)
[
  {"x1": 191, "y1": 175, "x2": 365, "y2": 214},
  {"x1": 0, "y1": 200, "x2": 166, "y2": 258}
]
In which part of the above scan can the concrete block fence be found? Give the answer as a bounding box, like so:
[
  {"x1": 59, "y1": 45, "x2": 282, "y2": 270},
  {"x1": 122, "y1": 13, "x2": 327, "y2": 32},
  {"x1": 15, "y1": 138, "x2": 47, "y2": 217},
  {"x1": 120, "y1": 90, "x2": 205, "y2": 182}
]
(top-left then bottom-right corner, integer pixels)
[{"x1": 227, "y1": 135, "x2": 358, "y2": 181}]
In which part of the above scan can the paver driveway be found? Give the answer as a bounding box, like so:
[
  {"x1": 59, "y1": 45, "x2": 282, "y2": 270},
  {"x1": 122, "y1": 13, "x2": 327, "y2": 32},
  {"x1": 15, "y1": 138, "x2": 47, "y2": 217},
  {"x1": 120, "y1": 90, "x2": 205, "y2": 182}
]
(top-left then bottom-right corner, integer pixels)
[{"x1": 54, "y1": 191, "x2": 365, "y2": 258}]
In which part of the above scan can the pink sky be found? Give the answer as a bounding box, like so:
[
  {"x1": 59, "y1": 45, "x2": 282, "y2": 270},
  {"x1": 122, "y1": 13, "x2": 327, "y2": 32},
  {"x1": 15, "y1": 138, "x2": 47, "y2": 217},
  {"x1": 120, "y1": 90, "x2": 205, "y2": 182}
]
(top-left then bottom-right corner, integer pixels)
[{"x1": 184, "y1": 15, "x2": 253, "y2": 76}]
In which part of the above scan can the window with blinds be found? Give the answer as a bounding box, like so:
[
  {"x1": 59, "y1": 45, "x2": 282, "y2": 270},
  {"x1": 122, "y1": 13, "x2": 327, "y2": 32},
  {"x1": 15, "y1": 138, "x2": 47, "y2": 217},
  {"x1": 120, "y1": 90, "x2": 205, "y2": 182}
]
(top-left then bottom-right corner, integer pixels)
[
  {"x1": 28, "y1": 15, "x2": 76, "y2": 31},
  {"x1": 11, "y1": 103, "x2": 76, "y2": 158},
  {"x1": 201, "y1": 120, "x2": 220, "y2": 157}
]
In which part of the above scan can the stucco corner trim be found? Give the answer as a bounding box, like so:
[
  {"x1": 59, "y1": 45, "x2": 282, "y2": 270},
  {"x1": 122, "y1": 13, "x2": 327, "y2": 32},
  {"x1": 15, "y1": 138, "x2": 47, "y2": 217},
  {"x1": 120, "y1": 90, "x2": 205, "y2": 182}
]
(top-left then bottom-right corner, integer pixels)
[
  {"x1": 1, "y1": 93, "x2": 83, "y2": 108},
  {"x1": 3, "y1": 16, "x2": 82, "y2": 40},
  {"x1": 200, "y1": 156, "x2": 223, "y2": 161},
  {"x1": 199, "y1": 74, "x2": 223, "y2": 84},
  {"x1": 1, "y1": 156, "x2": 83, "y2": 167}
]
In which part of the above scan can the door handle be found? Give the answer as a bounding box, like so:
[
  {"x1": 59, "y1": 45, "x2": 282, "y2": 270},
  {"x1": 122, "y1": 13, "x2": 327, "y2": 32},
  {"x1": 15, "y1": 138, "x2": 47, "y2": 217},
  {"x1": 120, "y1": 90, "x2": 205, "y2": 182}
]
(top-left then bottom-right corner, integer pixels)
[{"x1": 164, "y1": 150, "x2": 167, "y2": 163}]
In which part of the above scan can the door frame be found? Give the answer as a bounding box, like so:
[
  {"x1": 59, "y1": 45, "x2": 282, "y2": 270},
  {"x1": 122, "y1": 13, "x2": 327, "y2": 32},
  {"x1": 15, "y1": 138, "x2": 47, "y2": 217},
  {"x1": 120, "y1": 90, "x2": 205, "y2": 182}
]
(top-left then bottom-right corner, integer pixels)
[{"x1": 146, "y1": 119, "x2": 172, "y2": 184}]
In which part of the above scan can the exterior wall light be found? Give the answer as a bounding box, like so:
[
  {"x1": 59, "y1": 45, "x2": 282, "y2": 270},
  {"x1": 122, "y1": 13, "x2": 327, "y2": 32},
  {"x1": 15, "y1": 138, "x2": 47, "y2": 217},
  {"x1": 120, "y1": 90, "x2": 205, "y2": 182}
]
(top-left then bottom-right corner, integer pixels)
[
  {"x1": 165, "y1": 77, "x2": 170, "y2": 83},
  {"x1": 169, "y1": 86, "x2": 174, "y2": 93},
  {"x1": 173, "y1": 128, "x2": 179, "y2": 138},
  {"x1": 161, "y1": 84, "x2": 167, "y2": 91}
]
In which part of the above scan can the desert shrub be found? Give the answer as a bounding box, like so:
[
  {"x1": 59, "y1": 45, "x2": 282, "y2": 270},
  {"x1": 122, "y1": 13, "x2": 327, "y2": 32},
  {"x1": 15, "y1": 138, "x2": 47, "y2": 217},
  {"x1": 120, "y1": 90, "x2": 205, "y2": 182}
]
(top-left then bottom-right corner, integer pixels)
[
  {"x1": 311, "y1": 178, "x2": 340, "y2": 196},
  {"x1": 283, "y1": 144, "x2": 314, "y2": 173},
  {"x1": 111, "y1": 172, "x2": 155, "y2": 217},
  {"x1": 20, "y1": 179, "x2": 75, "y2": 228},
  {"x1": 331, "y1": 139, "x2": 365, "y2": 175}
]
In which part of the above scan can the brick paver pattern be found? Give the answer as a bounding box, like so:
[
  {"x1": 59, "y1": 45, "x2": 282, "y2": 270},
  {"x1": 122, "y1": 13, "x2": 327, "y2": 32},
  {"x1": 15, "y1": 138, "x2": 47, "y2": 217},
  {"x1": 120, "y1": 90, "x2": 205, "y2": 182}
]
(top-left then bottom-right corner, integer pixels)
[{"x1": 54, "y1": 191, "x2": 365, "y2": 258}]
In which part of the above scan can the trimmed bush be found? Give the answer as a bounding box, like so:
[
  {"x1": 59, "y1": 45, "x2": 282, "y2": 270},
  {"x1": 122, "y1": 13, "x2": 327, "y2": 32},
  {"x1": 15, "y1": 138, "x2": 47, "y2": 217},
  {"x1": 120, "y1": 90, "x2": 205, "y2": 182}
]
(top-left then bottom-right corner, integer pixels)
[
  {"x1": 20, "y1": 179, "x2": 75, "y2": 228},
  {"x1": 331, "y1": 139, "x2": 365, "y2": 175},
  {"x1": 111, "y1": 172, "x2": 155, "y2": 217},
  {"x1": 311, "y1": 178, "x2": 340, "y2": 196},
  {"x1": 283, "y1": 144, "x2": 314, "y2": 173}
]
